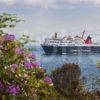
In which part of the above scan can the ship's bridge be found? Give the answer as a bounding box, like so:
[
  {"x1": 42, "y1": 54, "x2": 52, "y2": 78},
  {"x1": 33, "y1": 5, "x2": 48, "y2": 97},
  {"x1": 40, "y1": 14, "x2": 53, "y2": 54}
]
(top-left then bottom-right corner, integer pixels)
[{"x1": 44, "y1": 38, "x2": 61, "y2": 45}]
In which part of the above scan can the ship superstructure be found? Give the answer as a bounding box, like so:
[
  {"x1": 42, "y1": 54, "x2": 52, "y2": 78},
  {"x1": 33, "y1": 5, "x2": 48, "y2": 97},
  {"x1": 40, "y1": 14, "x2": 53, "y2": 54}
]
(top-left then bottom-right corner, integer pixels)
[{"x1": 41, "y1": 31, "x2": 100, "y2": 54}]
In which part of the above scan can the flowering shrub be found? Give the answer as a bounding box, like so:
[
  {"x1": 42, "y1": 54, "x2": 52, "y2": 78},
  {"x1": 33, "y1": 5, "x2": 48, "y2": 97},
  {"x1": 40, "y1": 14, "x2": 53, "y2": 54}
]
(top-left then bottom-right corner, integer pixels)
[
  {"x1": 0, "y1": 33, "x2": 54, "y2": 99},
  {"x1": 0, "y1": 13, "x2": 99, "y2": 100}
]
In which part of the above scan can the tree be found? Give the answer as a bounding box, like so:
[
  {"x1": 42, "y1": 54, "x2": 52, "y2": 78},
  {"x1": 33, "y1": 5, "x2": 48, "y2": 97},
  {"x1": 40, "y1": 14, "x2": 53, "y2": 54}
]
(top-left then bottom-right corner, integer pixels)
[{"x1": 0, "y1": 13, "x2": 21, "y2": 34}]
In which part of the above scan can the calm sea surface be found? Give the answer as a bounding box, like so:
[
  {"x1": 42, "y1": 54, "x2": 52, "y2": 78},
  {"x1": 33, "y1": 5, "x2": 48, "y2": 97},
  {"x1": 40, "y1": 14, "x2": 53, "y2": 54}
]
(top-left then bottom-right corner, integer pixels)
[{"x1": 32, "y1": 46, "x2": 100, "y2": 89}]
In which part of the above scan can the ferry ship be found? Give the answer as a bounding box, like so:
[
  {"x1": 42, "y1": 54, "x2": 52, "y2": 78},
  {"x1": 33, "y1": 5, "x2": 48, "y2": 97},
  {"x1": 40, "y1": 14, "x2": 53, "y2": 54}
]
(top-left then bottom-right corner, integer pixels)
[{"x1": 41, "y1": 31, "x2": 100, "y2": 54}]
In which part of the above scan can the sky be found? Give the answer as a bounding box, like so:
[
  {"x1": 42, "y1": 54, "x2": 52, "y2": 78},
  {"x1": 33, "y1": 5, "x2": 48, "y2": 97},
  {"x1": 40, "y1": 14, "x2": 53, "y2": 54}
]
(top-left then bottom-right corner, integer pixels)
[{"x1": 0, "y1": 0, "x2": 100, "y2": 43}]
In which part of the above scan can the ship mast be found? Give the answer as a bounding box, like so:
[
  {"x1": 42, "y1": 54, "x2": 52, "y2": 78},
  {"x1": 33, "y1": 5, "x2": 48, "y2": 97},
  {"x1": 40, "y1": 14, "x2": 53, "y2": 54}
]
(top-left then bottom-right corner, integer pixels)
[{"x1": 81, "y1": 30, "x2": 85, "y2": 39}]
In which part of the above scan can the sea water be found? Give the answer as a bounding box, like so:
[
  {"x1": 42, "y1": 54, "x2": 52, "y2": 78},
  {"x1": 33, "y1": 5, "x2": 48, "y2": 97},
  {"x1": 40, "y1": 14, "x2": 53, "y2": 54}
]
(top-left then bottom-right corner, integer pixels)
[{"x1": 32, "y1": 46, "x2": 100, "y2": 90}]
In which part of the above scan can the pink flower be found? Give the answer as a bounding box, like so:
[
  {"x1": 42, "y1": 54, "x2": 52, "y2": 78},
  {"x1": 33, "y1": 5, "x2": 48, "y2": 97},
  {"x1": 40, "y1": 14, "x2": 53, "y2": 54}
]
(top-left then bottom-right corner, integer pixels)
[
  {"x1": 44, "y1": 76, "x2": 52, "y2": 84},
  {"x1": 14, "y1": 47, "x2": 24, "y2": 55},
  {"x1": 28, "y1": 54, "x2": 36, "y2": 59},
  {"x1": 11, "y1": 64, "x2": 18, "y2": 69},
  {"x1": 32, "y1": 62, "x2": 40, "y2": 68},
  {"x1": 0, "y1": 82, "x2": 4, "y2": 89},
  {"x1": 8, "y1": 85, "x2": 20, "y2": 95},
  {"x1": 24, "y1": 61, "x2": 33, "y2": 68},
  {"x1": 4, "y1": 34, "x2": 15, "y2": 41}
]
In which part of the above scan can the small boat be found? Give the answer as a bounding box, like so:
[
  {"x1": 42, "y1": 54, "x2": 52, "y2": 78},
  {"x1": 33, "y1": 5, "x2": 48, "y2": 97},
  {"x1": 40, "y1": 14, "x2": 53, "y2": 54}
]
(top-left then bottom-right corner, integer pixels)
[{"x1": 96, "y1": 60, "x2": 100, "y2": 68}]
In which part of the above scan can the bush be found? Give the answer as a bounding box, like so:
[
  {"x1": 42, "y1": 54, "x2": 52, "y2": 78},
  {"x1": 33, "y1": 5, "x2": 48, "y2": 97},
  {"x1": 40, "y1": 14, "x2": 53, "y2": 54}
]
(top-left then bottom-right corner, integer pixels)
[
  {"x1": 0, "y1": 13, "x2": 57, "y2": 99},
  {"x1": 0, "y1": 33, "x2": 56, "y2": 99},
  {"x1": 0, "y1": 13, "x2": 99, "y2": 100},
  {"x1": 51, "y1": 64, "x2": 81, "y2": 98},
  {"x1": 51, "y1": 63, "x2": 97, "y2": 100}
]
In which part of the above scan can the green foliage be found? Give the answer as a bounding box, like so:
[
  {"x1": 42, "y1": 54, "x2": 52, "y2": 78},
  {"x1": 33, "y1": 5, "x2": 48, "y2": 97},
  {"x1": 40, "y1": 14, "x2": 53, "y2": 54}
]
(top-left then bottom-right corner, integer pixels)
[
  {"x1": 51, "y1": 63, "x2": 81, "y2": 96},
  {"x1": 0, "y1": 13, "x2": 99, "y2": 99},
  {"x1": 0, "y1": 34, "x2": 56, "y2": 99},
  {"x1": 0, "y1": 13, "x2": 55, "y2": 99},
  {"x1": 0, "y1": 13, "x2": 22, "y2": 34},
  {"x1": 51, "y1": 63, "x2": 98, "y2": 100}
]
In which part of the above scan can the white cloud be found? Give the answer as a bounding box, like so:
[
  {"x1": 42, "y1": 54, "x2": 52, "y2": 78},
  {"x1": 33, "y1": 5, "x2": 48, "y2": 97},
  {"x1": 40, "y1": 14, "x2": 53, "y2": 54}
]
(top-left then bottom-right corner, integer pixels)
[
  {"x1": 0, "y1": 0, "x2": 15, "y2": 6},
  {"x1": 24, "y1": 0, "x2": 56, "y2": 8},
  {"x1": 1, "y1": 0, "x2": 100, "y2": 8},
  {"x1": 64, "y1": 0, "x2": 100, "y2": 4},
  {"x1": 0, "y1": 0, "x2": 56, "y2": 8}
]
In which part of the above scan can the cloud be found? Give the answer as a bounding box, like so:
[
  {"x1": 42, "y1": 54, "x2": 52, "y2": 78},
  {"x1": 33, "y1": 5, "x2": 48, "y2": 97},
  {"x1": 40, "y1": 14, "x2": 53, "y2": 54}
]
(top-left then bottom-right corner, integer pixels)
[
  {"x1": 0, "y1": 0, "x2": 15, "y2": 6},
  {"x1": 0, "y1": 0, "x2": 56, "y2": 8},
  {"x1": 24, "y1": 0, "x2": 56, "y2": 8},
  {"x1": 1, "y1": 0, "x2": 100, "y2": 8},
  {"x1": 68, "y1": 0, "x2": 100, "y2": 5}
]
